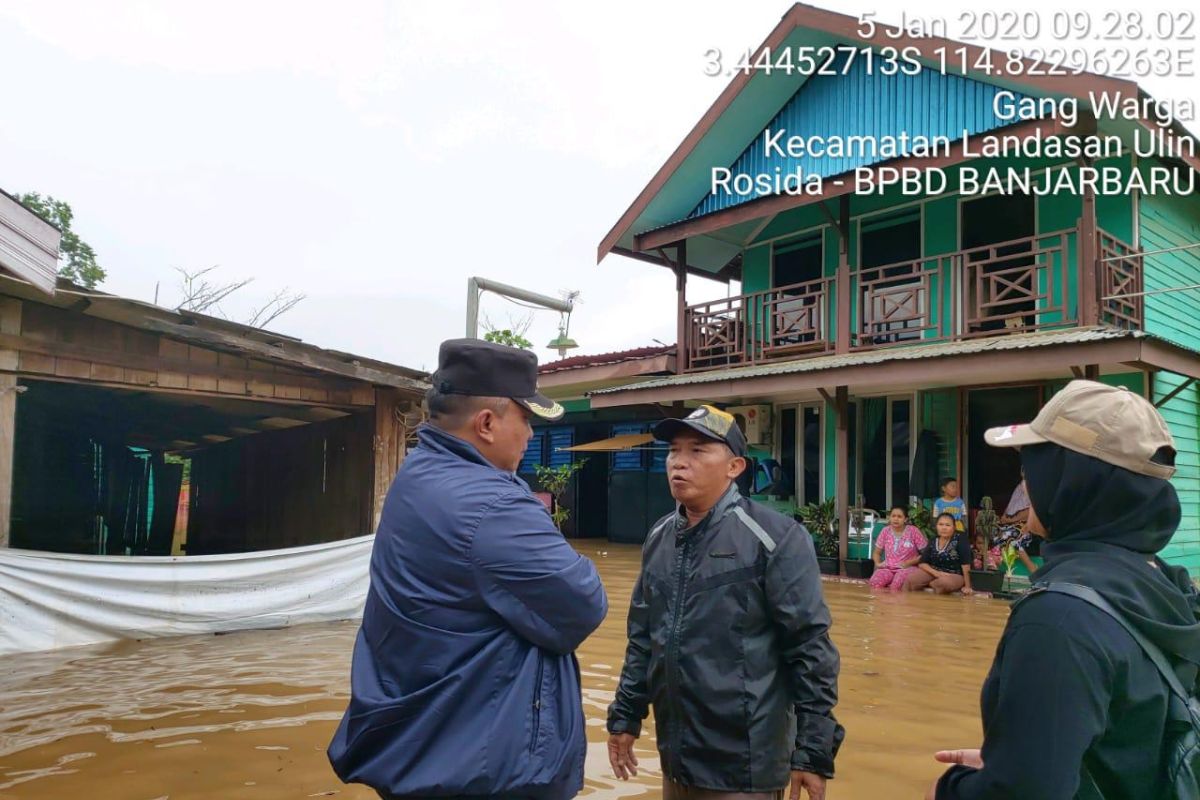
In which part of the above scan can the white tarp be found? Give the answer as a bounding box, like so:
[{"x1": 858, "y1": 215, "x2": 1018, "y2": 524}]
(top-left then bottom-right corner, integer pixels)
[{"x1": 0, "y1": 535, "x2": 374, "y2": 655}]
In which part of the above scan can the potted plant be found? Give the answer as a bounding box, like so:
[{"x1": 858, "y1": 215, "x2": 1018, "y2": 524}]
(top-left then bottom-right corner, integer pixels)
[
  {"x1": 970, "y1": 496, "x2": 1006, "y2": 593},
  {"x1": 533, "y1": 459, "x2": 587, "y2": 532},
  {"x1": 842, "y1": 498, "x2": 876, "y2": 579},
  {"x1": 991, "y1": 543, "x2": 1023, "y2": 600},
  {"x1": 798, "y1": 498, "x2": 840, "y2": 576}
]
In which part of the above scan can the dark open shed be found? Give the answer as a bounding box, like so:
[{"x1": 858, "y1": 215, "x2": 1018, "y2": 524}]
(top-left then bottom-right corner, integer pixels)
[{"x1": 0, "y1": 275, "x2": 427, "y2": 556}]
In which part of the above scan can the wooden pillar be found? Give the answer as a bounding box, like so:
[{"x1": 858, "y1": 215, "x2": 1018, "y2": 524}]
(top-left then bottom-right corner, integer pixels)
[
  {"x1": 675, "y1": 240, "x2": 688, "y2": 371},
  {"x1": 1084, "y1": 364, "x2": 1100, "y2": 381},
  {"x1": 373, "y1": 388, "x2": 408, "y2": 531},
  {"x1": 834, "y1": 385, "x2": 849, "y2": 566},
  {"x1": 835, "y1": 196, "x2": 851, "y2": 354},
  {"x1": 0, "y1": 298, "x2": 20, "y2": 548},
  {"x1": 1078, "y1": 159, "x2": 1100, "y2": 326}
]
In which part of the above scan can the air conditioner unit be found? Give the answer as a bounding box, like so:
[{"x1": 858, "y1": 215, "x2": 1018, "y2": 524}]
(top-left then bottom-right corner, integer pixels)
[{"x1": 729, "y1": 404, "x2": 772, "y2": 445}]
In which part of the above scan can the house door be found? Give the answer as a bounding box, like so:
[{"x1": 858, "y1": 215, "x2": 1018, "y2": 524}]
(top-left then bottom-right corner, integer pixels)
[
  {"x1": 771, "y1": 234, "x2": 824, "y2": 351},
  {"x1": 961, "y1": 193, "x2": 1036, "y2": 333},
  {"x1": 859, "y1": 209, "x2": 924, "y2": 344},
  {"x1": 777, "y1": 404, "x2": 823, "y2": 505},
  {"x1": 966, "y1": 386, "x2": 1043, "y2": 511}
]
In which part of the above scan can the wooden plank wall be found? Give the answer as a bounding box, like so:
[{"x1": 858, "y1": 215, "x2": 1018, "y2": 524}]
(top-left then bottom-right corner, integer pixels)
[
  {"x1": 186, "y1": 412, "x2": 375, "y2": 554},
  {"x1": 0, "y1": 297, "x2": 21, "y2": 546},
  {"x1": 3, "y1": 302, "x2": 376, "y2": 407},
  {"x1": 373, "y1": 388, "x2": 410, "y2": 530}
]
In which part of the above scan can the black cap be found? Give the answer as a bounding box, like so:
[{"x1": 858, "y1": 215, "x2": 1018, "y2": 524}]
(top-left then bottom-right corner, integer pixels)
[
  {"x1": 432, "y1": 338, "x2": 565, "y2": 421},
  {"x1": 652, "y1": 405, "x2": 747, "y2": 457}
]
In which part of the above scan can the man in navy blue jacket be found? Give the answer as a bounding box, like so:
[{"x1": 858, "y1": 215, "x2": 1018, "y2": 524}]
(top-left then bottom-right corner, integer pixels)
[{"x1": 329, "y1": 339, "x2": 609, "y2": 800}]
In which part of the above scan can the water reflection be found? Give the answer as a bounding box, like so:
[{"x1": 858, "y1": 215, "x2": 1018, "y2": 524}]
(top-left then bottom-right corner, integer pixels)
[{"x1": 0, "y1": 545, "x2": 1008, "y2": 799}]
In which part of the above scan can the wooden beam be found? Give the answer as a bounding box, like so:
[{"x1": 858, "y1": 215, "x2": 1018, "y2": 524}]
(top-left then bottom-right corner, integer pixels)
[
  {"x1": 591, "y1": 337, "x2": 1150, "y2": 408},
  {"x1": 610, "y1": 246, "x2": 730, "y2": 284},
  {"x1": 834, "y1": 386, "x2": 849, "y2": 568},
  {"x1": 1085, "y1": 364, "x2": 1100, "y2": 381},
  {"x1": 0, "y1": 332, "x2": 362, "y2": 398},
  {"x1": 1077, "y1": 160, "x2": 1100, "y2": 327},
  {"x1": 0, "y1": 375, "x2": 15, "y2": 547},
  {"x1": 1071, "y1": 366, "x2": 1085, "y2": 379},
  {"x1": 1154, "y1": 377, "x2": 1196, "y2": 409},
  {"x1": 373, "y1": 389, "x2": 407, "y2": 530},
  {"x1": 676, "y1": 241, "x2": 688, "y2": 372},
  {"x1": 137, "y1": 317, "x2": 427, "y2": 392},
  {"x1": 817, "y1": 388, "x2": 833, "y2": 404},
  {"x1": 835, "y1": 195, "x2": 851, "y2": 355}
]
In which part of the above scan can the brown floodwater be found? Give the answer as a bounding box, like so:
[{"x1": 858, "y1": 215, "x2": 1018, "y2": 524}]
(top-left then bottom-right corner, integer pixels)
[{"x1": 0, "y1": 545, "x2": 1010, "y2": 799}]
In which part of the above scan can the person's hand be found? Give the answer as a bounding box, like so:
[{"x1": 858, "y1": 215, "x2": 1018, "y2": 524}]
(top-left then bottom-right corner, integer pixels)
[
  {"x1": 935, "y1": 749, "x2": 984, "y2": 769},
  {"x1": 789, "y1": 770, "x2": 826, "y2": 800},
  {"x1": 608, "y1": 733, "x2": 639, "y2": 780},
  {"x1": 962, "y1": 586, "x2": 974, "y2": 596}
]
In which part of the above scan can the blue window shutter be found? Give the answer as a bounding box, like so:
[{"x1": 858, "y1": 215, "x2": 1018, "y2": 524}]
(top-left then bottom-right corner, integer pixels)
[
  {"x1": 520, "y1": 431, "x2": 546, "y2": 473},
  {"x1": 548, "y1": 428, "x2": 574, "y2": 468},
  {"x1": 612, "y1": 423, "x2": 644, "y2": 472}
]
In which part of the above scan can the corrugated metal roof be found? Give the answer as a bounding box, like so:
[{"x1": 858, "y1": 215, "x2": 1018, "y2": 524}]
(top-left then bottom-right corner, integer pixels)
[
  {"x1": 687, "y1": 54, "x2": 1032, "y2": 220},
  {"x1": 591, "y1": 328, "x2": 1146, "y2": 395},
  {"x1": 0, "y1": 273, "x2": 429, "y2": 391}
]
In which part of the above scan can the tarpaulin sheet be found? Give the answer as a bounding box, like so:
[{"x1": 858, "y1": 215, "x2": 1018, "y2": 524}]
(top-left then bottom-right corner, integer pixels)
[{"x1": 0, "y1": 534, "x2": 373, "y2": 655}]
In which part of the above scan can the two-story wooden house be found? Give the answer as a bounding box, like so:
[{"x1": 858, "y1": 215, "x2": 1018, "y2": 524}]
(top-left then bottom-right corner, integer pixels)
[{"x1": 592, "y1": 5, "x2": 1200, "y2": 572}]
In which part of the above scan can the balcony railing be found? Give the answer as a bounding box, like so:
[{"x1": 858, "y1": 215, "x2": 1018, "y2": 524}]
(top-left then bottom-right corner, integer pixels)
[
  {"x1": 684, "y1": 277, "x2": 833, "y2": 371},
  {"x1": 1097, "y1": 230, "x2": 1144, "y2": 330},
  {"x1": 680, "y1": 223, "x2": 1142, "y2": 372}
]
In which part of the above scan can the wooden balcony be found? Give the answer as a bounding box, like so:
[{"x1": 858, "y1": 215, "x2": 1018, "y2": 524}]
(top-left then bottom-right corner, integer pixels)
[{"x1": 680, "y1": 223, "x2": 1142, "y2": 373}]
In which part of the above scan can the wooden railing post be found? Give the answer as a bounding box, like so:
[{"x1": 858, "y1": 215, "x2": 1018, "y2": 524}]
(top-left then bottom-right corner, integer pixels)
[
  {"x1": 675, "y1": 240, "x2": 687, "y2": 371},
  {"x1": 1078, "y1": 166, "x2": 1100, "y2": 326},
  {"x1": 836, "y1": 197, "x2": 851, "y2": 354}
]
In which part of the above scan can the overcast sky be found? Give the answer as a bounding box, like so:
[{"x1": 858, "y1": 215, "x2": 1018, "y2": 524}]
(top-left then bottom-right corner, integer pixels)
[{"x1": 1, "y1": 1, "x2": 1196, "y2": 371}]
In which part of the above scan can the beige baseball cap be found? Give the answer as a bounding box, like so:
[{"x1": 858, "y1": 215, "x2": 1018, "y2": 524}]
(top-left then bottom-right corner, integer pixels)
[{"x1": 984, "y1": 380, "x2": 1176, "y2": 480}]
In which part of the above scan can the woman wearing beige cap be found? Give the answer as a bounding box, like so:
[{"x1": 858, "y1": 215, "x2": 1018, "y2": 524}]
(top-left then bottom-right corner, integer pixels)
[{"x1": 929, "y1": 380, "x2": 1200, "y2": 800}]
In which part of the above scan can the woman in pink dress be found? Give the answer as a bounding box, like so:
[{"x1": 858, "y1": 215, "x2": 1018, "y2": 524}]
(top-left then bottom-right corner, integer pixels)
[{"x1": 869, "y1": 505, "x2": 927, "y2": 591}]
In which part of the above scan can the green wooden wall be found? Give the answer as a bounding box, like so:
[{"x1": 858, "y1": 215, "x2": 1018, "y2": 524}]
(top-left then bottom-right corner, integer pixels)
[
  {"x1": 1155, "y1": 372, "x2": 1200, "y2": 574},
  {"x1": 1139, "y1": 175, "x2": 1200, "y2": 353}
]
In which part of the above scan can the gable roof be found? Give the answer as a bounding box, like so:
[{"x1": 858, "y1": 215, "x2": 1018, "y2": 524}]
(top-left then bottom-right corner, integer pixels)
[{"x1": 598, "y1": 3, "x2": 1195, "y2": 277}]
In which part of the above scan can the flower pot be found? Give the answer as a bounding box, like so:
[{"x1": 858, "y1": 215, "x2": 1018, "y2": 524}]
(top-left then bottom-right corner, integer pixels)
[
  {"x1": 970, "y1": 569, "x2": 1005, "y2": 593},
  {"x1": 842, "y1": 559, "x2": 875, "y2": 580},
  {"x1": 817, "y1": 556, "x2": 841, "y2": 576}
]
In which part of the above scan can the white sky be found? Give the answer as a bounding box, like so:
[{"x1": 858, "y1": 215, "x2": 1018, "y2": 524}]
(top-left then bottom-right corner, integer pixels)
[{"x1": 1, "y1": 1, "x2": 1196, "y2": 371}]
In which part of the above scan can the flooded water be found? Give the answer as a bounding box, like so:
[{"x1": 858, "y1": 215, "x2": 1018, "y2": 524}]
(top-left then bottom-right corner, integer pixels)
[{"x1": 0, "y1": 545, "x2": 1010, "y2": 799}]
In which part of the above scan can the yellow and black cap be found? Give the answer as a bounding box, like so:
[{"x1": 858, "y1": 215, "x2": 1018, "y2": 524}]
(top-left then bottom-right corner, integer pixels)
[
  {"x1": 653, "y1": 405, "x2": 747, "y2": 458},
  {"x1": 432, "y1": 338, "x2": 565, "y2": 422}
]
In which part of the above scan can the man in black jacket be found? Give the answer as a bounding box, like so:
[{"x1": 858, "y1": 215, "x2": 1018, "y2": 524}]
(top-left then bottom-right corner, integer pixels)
[
  {"x1": 607, "y1": 405, "x2": 843, "y2": 800},
  {"x1": 932, "y1": 380, "x2": 1200, "y2": 799}
]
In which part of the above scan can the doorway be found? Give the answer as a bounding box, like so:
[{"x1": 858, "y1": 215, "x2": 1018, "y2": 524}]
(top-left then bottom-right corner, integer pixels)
[
  {"x1": 966, "y1": 386, "x2": 1043, "y2": 511},
  {"x1": 961, "y1": 193, "x2": 1037, "y2": 333}
]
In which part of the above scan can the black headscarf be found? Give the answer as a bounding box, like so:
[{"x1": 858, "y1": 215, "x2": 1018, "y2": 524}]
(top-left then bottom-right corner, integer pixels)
[{"x1": 1022, "y1": 442, "x2": 1200, "y2": 669}]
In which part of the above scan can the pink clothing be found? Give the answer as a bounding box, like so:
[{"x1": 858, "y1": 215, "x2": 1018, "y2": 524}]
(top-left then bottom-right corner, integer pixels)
[
  {"x1": 870, "y1": 566, "x2": 919, "y2": 591},
  {"x1": 870, "y1": 525, "x2": 927, "y2": 592}
]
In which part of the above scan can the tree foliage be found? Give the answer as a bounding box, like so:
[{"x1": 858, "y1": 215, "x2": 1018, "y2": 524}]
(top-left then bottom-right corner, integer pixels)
[
  {"x1": 484, "y1": 329, "x2": 534, "y2": 349},
  {"x1": 17, "y1": 192, "x2": 105, "y2": 289},
  {"x1": 534, "y1": 459, "x2": 587, "y2": 530}
]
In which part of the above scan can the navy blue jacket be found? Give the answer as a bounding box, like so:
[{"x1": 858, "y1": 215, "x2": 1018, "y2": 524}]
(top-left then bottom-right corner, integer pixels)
[{"x1": 329, "y1": 424, "x2": 608, "y2": 799}]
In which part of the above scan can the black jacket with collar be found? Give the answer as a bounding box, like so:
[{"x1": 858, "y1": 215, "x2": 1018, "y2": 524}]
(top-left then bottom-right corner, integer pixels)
[{"x1": 607, "y1": 485, "x2": 844, "y2": 791}]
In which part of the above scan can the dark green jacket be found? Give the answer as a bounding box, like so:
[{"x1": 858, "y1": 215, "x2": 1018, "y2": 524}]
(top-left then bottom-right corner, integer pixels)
[{"x1": 607, "y1": 485, "x2": 843, "y2": 791}]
